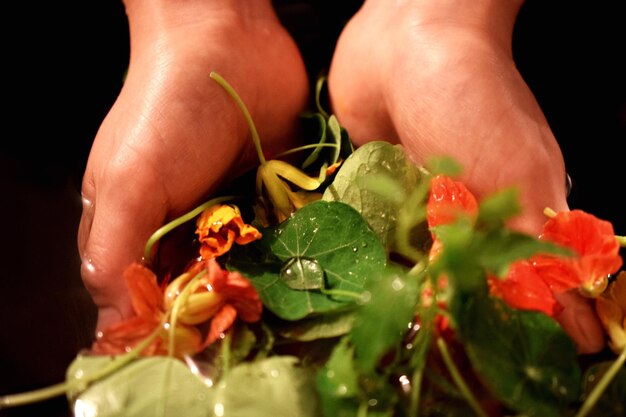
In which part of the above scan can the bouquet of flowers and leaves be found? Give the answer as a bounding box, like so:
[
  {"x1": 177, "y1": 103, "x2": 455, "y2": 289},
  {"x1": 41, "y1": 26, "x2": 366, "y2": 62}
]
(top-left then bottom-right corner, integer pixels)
[{"x1": 2, "y1": 73, "x2": 625, "y2": 417}]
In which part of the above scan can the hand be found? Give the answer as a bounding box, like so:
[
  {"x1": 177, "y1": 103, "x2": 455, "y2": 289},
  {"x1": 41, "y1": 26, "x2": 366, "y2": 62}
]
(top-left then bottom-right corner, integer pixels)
[
  {"x1": 78, "y1": 0, "x2": 309, "y2": 332},
  {"x1": 328, "y1": 0, "x2": 604, "y2": 353}
]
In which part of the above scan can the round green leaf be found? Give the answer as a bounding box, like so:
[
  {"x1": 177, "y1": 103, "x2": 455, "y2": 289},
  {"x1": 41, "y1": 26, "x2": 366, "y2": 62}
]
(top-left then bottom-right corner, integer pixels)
[{"x1": 228, "y1": 201, "x2": 387, "y2": 320}]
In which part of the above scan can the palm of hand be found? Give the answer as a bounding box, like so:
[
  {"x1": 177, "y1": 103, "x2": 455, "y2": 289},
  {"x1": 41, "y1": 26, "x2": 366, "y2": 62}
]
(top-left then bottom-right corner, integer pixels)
[
  {"x1": 79, "y1": 13, "x2": 308, "y2": 330},
  {"x1": 328, "y1": 3, "x2": 603, "y2": 353}
]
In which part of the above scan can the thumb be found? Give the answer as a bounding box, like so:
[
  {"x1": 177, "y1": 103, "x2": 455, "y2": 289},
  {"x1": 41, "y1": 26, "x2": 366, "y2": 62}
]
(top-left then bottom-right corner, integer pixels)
[{"x1": 78, "y1": 171, "x2": 168, "y2": 333}]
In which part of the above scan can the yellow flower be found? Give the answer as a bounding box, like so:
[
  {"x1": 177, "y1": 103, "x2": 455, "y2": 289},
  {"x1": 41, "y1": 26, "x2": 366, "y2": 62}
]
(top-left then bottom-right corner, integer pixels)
[
  {"x1": 195, "y1": 204, "x2": 261, "y2": 259},
  {"x1": 255, "y1": 159, "x2": 325, "y2": 224},
  {"x1": 596, "y1": 271, "x2": 626, "y2": 354}
]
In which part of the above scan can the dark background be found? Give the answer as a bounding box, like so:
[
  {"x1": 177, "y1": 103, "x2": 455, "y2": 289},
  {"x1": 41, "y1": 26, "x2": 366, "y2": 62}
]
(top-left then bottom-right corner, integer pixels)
[{"x1": 1, "y1": 1, "x2": 624, "y2": 416}]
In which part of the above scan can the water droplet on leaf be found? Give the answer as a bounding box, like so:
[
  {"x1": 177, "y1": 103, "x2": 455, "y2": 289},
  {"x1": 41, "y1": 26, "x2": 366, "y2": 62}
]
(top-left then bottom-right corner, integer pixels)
[{"x1": 280, "y1": 257, "x2": 324, "y2": 290}]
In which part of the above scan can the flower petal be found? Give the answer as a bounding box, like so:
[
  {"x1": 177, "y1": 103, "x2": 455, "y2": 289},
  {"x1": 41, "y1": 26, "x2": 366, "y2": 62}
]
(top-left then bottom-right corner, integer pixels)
[
  {"x1": 427, "y1": 175, "x2": 478, "y2": 229},
  {"x1": 538, "y1": 210, "x2": 623, "y2": 295},
  {"x1": 488, "y1": 260, "x2": 562, "y2": 317},
  {"x1": 124, "y1": 262, "x2": 164, "y2": 318},
  {"x1": 204, "y1": 304, "x2": 238, "y2": 347},
  {"x1": 596, "y1": 272, "x2": 626, "y2": 354},
  {"x1": 196, "y1": 204, "x2": 261, "y2": 259}
]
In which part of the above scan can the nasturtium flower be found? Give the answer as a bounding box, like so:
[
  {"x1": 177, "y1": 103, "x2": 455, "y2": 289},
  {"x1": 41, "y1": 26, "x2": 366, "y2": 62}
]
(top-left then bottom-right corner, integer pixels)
[
  {"x1": 425, "y1": 175, "x2": 564, "y2": 318},
  {"x1": 595, "y1": 272, "x2": 626, "y2": 354},
  {"x1": 92, "y1": 259, "x2": 262, "y2": 359},
  {"x1": 426, "y1": 174, "x2": 479, "y2": 231},
  {"x1": 256, "y1": 159, "x2": 325, "y2": 224},
  {"x1": 196, "y1": 204, "x2": 261, "y2": 259},
  {"x1": 91, "y1": 263, "x2": 202, "y2": 359},
  {"x1": 533, "y1": 210, "x2": 623, "y2": 297},
  {"x1": 488, "y1": 260, "x2": 563, "y2": 317},
  {"x1": 167, "y1": 258, "x2": 262, "y2": 346},
  {"x1": 421, "y1": 175, "x2": 479, "y2": 332}
]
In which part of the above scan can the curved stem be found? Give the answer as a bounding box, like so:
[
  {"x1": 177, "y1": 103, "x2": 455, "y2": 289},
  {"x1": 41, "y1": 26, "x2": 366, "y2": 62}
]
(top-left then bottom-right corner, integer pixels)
[
  {"x1": 575, "y1": 344, "x2": 626, "y2": 417},
  {"x1": 436, "y1": 337, "x2": 488, "y2": 417},
  {"x1": 0, "y1": 382, "x2": 69, "y2": 409},
  {"x1": 319, "y1": 287, "x2": 364, "y2": 301},
  {"x1": 408, "y1": 363, "x2": 425, "y2": 416},
  {"x1": 314, "y1": 75, "x2": 330, "y2": 119},
  {"x1": 143, "y1": 195, "x2": 236, "y2": 263},
  {"x1": 0, "y1": 315, "x2": 168, "y2": 409},
  {"x1": 210, "y1": 71, "x2": 266, "y2": 165},
  {"x1": 272, "y1": 143, "x2": 339, "y2": 160},
  {"x1": 168, "y1": 269, "x2": 207, "y2": 357}
]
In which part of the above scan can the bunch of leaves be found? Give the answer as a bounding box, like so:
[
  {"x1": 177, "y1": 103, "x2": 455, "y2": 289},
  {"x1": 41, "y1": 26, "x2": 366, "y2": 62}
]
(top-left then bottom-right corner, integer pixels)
[{"x1": 2, "y1": 74, "x2": 626, "y2": 417}]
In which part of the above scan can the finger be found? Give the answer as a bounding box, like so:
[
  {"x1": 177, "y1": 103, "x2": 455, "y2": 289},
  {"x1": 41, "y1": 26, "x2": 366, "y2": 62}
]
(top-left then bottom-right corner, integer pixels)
[
  {"x1": 78, "y1": 168, "x2": 168, "y2": 333},
  {"x1": 554, "y1": 289, "x2": 606, "y2": 354}
]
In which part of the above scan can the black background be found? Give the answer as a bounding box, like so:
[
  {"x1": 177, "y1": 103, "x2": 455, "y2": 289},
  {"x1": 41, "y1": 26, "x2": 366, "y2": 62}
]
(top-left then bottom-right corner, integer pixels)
[{"x1": 1, "y1": 1, "x2": 624, "y2": 416}]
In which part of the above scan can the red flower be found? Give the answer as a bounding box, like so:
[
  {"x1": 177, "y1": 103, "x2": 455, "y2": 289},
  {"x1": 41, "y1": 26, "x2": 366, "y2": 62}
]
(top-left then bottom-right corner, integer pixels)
[
  {"x1": 488, "y1": 261, "x2": 563, "y2": 317},
  {"x1": 91, "y1": 263, "x2": 202, "y2": 358},
  {"x1": 196, "y1": 204, "x2": 262, "y2": 259},
  {"x1": 175, "y1": 259, "x2": 263, "y2": 346},
  {"x1": 533, "y1": 210, "x2": 623, "y2": 296},
  {"x1": 425, "y1": 175, "x2": 562, "y2": 317},
  {"x1": 426, "y1": 175, "x2": 478, "y2": 231},
  {"x1": 92, "y1": 259, "x2": 262, "y2": 358}
]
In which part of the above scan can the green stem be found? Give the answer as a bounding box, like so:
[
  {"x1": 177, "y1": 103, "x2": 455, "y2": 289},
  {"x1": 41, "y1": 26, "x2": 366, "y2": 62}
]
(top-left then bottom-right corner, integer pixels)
[
  {"x1": 221, "y1": 331, "x2": 232, "y2": 377},
  {"x1": 0, "y1": 316, "x2": 167, "y2": 409},
  {"x1": 356, "y1": 400, "x2": 368, "y2": 417},
  {"x1": 314, "y1": 75, "x2": 330, "y2": 119},
  {"x1": 616, "y1": 235, "x2": 626, "y2": 247},
  {"x1": 0, "y1": 382, "x2": 69, "y2": 409},
  {"x1": 272, "y1": 143, "x2": 339, "y2": 159},
  {"x1": 143, "y1": 195, "x2": 235, "y2": 263},
  {"x1": 408, "y1": 260, "x2": 427, "y2": 277},
  {"x1": 319, "y1": 286, "x2": 364, "y2": 302},
  {"x1": 168, "y1": 269, "x2": 207, "y2": 357},
  {"x1": 210, "y1": 71, "x2": 266, "y2": 165},
  {"x1": 436, "y1": 337, "x2": 488, "y2": 417},
  {"x1": 575, "y1": 344, "x2": 626, "y2": 417},
  {"x1": 408, "y1": 364, "x2": 425, "y2": 416}
]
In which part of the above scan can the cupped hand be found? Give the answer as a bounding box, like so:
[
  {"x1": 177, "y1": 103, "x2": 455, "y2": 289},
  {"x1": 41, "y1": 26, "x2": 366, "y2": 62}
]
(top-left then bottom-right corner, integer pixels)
[
  {"x1": 78, "y1": 0, "x2": 309, "y2": 332},
  {"x1": 328, "y1": 0, "x2": 604, "y2": 353}
]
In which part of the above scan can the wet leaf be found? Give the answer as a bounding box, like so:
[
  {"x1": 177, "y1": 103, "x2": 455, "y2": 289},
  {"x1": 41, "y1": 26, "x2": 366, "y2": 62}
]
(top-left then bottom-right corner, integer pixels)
[
  {"x1": 211, "y1": 356, "x2": 321, "y2": 417},
  {"x1": 458, "y1": 294, "x2": 581, "y2": 417},
  {"x1": 350, "y1": 265, "x2": 420, "y2": 374},
  {"x1": 66, "y1": 356, "x2": 212, "y2": 417},
  {"x1": 323, "y1": 141, "x2": 421, "y2": 250},
  {"x1": 276, "y1": 309, "x2": 357, "y2": 341},
  {"x1": 316, "y1": 337, "x2": 361, "y2": 417},
  {"x1": 228, "y1": 201, "x2": 387, "y2": 320},
  {"x1": 582, "y1": 361, "x2": 626, "y2": 417}
]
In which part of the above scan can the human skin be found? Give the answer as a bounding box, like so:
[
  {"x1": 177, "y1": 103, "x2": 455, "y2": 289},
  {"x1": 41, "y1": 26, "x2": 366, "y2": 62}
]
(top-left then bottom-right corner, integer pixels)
[
  {"x1": 78, "y1": 0, "x2": 309, "y2": 332},
  {"x1": 79, "y1": 0, "x2": 604, "y2": 353},
  {"x1": 327, "y1": 0, "x2": 604, "y2": 353}
]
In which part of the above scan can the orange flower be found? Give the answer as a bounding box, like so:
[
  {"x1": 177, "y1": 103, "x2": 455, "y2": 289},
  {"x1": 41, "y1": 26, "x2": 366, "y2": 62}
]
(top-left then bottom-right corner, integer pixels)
[
  {"x1": 196, "y1": 204, "x2": 262, "y2": 259},
  {"x1": 421, "y1": 175, "x2": 479, "y2": 332},
  {"x1": 488, "y1": 260, "x2": 563, "y2": 317},
  {"x1": 595, "y1": 272, "x2": 626, "y2": 354},
  {"x1": 172, "y1": 259, "x2": 263, "y2": 347},
  {"x1": 533, "y1": 210, "x2": 623, "y2": 297},
  {"x1": 426, "y1": 175, "x2": 478, "y2": 232},
  {"x1": 91, "y1": 263, "x2": 202, "y2": 358},
  {"x1": 92, "y1": 259, "x2": 262, "y2": 358}
]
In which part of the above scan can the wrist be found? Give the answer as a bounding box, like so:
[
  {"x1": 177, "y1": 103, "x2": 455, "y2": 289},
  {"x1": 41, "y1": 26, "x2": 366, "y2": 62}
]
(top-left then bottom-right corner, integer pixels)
[
  {"x1": 122, "y1": 0, "x2": 277, "y2": 41},
  {"x1": 361, "y1": 0, "x2": 524, "y2": 53}
]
